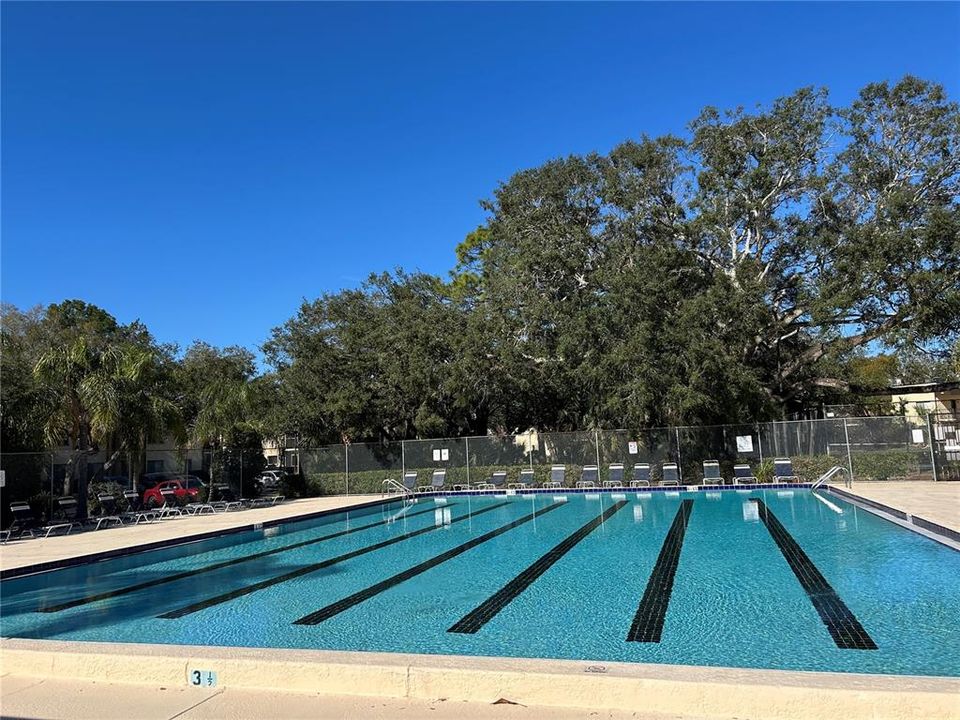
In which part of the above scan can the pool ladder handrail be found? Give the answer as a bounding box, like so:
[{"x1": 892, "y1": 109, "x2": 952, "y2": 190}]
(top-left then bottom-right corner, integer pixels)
[
  {"x1": 382, "y1": 477, "x2": 413, "y2": 499},
  {"x1": 811, "y1": 466, "x2": 851, "y2": 490}
]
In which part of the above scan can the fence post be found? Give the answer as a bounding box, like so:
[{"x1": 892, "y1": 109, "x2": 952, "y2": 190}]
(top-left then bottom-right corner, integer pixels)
[
  {"x1": 594, "y1": 430, "x2": 601, "y2": 475},
  {"x1": 842, "y1": 417, "x2": 855, "y2": 483},
  {"x1": 927, "y1": 413, "x2": 939, "y2": 482},
  {"x1": 345, "y1": 444, "x2": 350, "y2": 495},
  {"x1": 401, "y1": 440, "x2": 406, "y2": 476},
  {"x1": 675, "y1": 427, "x2": 682, "y2": 479},
  {"x1": 757, "y1": 425, "x2": 764, "y2": 464},
  {"x1": 465, "y1": 436, "x2": 471, "y2": 488}
]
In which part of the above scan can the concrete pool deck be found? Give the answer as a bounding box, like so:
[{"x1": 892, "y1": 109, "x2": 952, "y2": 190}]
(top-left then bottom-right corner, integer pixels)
[{"x1": 2, "y1": 485, "x2": 958, "y2": 719}]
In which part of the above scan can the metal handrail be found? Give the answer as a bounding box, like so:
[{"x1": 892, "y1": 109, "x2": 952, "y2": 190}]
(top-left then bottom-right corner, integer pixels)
[
  {"x1": 811, "y1": 466, "x2": 851, "y2": 490},
  {"x1": 381, "y1": 477, "x2": 413, "y2": 498}
]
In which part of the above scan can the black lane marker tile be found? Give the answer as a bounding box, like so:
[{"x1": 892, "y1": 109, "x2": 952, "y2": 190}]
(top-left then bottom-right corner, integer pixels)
[
  {"x1": 750, "y1": 498, "x2": 877, "y2": 650},
  {"x1": 449, "y1": 500, "x2": 628, "y2": 634},
  {"x1": 40, "y1": 503, "x2": 447, "y2": 613},
  {"x1": 294, "y1": 502, "x2": 567, "y2": 625},
  {"x1": 157, "y1": 502, "x2": 507, "y2": 619},
  {"x1": 627, "y1": 499, "x2": 694, "y2": 643}
]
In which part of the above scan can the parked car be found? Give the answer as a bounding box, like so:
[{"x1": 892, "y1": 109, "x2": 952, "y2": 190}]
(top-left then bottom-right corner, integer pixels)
[
  {"x1": 253, "y1": 469, "x2": 288, "y2": 494},
  {"x1": 142, "y1": 476, "x2": 205, "y2": 508}
]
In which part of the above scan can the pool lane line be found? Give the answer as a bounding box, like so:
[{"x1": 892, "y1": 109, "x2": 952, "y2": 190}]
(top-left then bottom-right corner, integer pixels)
[
  {"x1": 158, "y1": 502, "x2": 511, "y2": 619},
  {"x1": 293, "y1": 502, "x2": 567, "y2": 626},
  {"x1": 627, "y1": 499, "x2": 694, "y2": 643},
  {"x1": 448, "y1": 500, "x2": 629, "y2": 634},
  {"x1": 749, "y1": 498, "x2": 877, "y2": 650},
  {"x1": 39, "y1": 503, "x2": 450, "y2": 613}
]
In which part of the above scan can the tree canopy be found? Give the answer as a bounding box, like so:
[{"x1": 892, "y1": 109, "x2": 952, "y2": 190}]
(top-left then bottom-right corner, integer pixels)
[{"x1": 2, "y1": 76, "x2": 957, "y2": 454}]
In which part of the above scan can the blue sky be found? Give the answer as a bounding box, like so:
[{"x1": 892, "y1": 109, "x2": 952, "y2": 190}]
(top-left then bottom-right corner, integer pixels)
[{"x1": 3, "y1": 2, "x2": 958, "y2": 357}]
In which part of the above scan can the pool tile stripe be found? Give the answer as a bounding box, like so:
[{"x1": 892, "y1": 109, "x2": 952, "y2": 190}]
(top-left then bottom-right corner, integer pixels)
[
  {"x1": 40, "y1": 503, "x2": 448, "y2": 613},
  {"x1": 157, "y1": 502, "x2": 509, "y2": 619},
  {"x1": 294, "y1": 502, "x2": 567, "y2": 625},
  {"x1": 627, "y1": 499, "x2": 694, "y2": 643},
  {"x1": 749, "y1": 498, "x2": 877, "y2": 650},
  {"x1": 448, "y1": 500, "x2": 628, "y2": 634}
]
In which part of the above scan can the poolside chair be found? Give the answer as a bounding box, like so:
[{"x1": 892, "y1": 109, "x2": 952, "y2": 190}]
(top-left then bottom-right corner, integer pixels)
[
  {"x1": 733, "y1": 464, "x2": 758, "y2": 485},
  {"x1": 630, "y1": 463, "x2": 651, "y2": 487},
  {"x1": 55, "y1": 496, "x2": 93, "y2": 531},
  {"x1": 122, "y1": 490, "x2": 159, "y2": 523},
  {"x1": 542, "y1": 465, "x2": 566, "y2": 489},
  {"x1": 510, "y1": 468, "x2": 535, "y2": 490},
  {"x1": 702, "y1": 460, "x2": 725, "y2": 486},
  {"x1": 418, "y1": 469, "x2": 446, "y2": 493},
  {"x1": 603, "y1": 463, "x2": 625, "y2": 488},
  {"x1": 401, "y1": 471, "x2": 419, "y2": 493},
  {"x1": 773, "y1": 458, "x2": 799, "y2": 483},
  {"x1": 476, "y1": 470, "x2": 507, "y2": 490},
  {"x1": 5, "y1": 501, "x2": 72, "y2": 540},
  {"x1": 576, "y1": 465, "x2": 599, "y2": 488},
  {"x1": 208, "y1": 484, "x2": 244, "y2": 512},
  {"x1": 157, "y1": 488, "x2": 185, "y2": 518},
  {"x1": 92, "y1": 494, "x2": 126, "y2": 530},
  {"x1": 660, "y1": 463, "x2": 681, "y2": 487}
]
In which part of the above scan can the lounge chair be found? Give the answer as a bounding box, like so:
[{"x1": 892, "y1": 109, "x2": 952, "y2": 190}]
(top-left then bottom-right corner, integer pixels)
[
  {"x1": 702, "y1": 460, "x2": 725, "y2": 486},
  {"x1": 476, "y1": 470, "x2": 507, "y2": 490},
  {"x1": 248, "y1": 494, "x2": 286, "y2": 508},
  {"x1": 773, "y1": 458, "x2": 799, "y2": 483},
  {"x1": 603, "y1": 463, "x2": 625, "y2": 488},
  {"x1": 92, "y1": 493, "x2": 126, "y2": 530},
  {"x1": 418, "y1": 469, "x2": 446, "y2": 493},
  {"x1": 156, "y1": 488, "x2": 185, "y2": 518},
  {"x1": 510, "y1": 469, "x2": 535, "y2": 490},
  {"x1": 122, "y1": 490, "x2": 159, "y2": 523},
  {"x1": 660, "y1": 463, "x2": 681, "y2": 487},
  {"x1": 401, "y1": 471, "x2": 419, "y2": 493},
  {"x1": 208, "y1": 484, "x2": 244, "y2": 512},
  {"x1": 543, "y1": 465, "x2": 566, "y2": 489},
  {"x1": 4, "y1": 501, "x2": 72, "y2": 540},
  {"x1": 630, "y1": 463, "x2": 651, "y2": 487},
  {"x1": 55, "y1": 496, "x2": 91, "y2": 530},
  {"x1": 733, "y1": 464, "x2": 758, "y2": 484},
  {"x1": 576, "y1": 465, "x2": 599, "y2": 488}
]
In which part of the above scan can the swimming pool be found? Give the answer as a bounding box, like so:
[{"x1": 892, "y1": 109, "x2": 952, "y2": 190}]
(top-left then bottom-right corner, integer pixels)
[{"x1": 1, "y1": 489, "x2": 957, "y2": 677}]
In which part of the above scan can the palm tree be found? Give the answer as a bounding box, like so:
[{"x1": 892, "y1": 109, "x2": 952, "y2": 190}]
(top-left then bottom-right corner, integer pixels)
[{"x1": 33, "y1": 338, "x2": 182, "y2": 517}]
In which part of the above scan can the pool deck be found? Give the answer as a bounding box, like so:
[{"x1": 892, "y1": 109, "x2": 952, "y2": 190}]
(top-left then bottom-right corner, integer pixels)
[
  {"x1": 0, "y1": 494, "x2": 387, "y2": 576},
  {"x1": 841, "y1": 480, "x2": 959, "y2": 532}
]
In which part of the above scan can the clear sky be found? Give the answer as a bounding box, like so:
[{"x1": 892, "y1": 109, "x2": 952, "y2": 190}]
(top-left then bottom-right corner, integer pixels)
[{"x1": 3, "y1": 2, "x2": 958, "y2": 357}]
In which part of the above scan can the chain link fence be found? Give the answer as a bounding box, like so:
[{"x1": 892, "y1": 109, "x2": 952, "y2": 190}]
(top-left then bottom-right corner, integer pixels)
[{"x1": 2, "y1": 415, "x2": 954, "y2": 526}]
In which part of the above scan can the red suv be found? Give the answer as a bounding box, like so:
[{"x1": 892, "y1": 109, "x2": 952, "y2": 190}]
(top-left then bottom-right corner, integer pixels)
[{"x1": 142, "y1": 477, "x2": 204, "y2": 508}]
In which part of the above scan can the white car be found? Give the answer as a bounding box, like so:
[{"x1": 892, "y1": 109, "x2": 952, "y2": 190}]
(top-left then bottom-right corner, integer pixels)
[{"x1": 254, "y1": 469, "x2": 286, "y2": 493}]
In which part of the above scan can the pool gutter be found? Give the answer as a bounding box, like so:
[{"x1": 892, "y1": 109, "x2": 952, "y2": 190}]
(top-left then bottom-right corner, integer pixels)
[{"x1": 1, "y1": 638, "x2": 957, "y2": 720}]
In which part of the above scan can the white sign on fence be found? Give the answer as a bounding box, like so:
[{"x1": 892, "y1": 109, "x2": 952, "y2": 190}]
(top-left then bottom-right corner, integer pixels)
[
  {"x1": 736, "y1": 435, "x2": 754, "y2": 453},
  {"x1": 911, "y1": 429, "x2": 925, "y2": 444},
  {"x1": 432, "y1": 449, "x2": 441, "y2": 461},
  {"x1": 0, "y1": 470, "x2": 5, "y2": 488},
  {"x1": 440, "y1": 448, "x2": 449, "y2": 461},
  {"x1": 628, "y1": 441, "x2": 638, "y2": 455}
]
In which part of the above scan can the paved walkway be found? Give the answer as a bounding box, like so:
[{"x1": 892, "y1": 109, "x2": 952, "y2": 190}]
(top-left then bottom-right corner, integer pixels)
[
  {"x1": 0, "y1": 677, "x2": 677, "y2": 720},
  {"x1": 0, "y1": 495, "x2": 386, "y2": 574},
  {"x1": 843, "y1": 481, "x2": 959, "y2": 532}
]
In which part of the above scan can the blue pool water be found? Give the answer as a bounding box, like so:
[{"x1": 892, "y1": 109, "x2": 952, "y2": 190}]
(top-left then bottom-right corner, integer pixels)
[{"x1": 1, "y1": 490, "x2": 958, "y2": 677}]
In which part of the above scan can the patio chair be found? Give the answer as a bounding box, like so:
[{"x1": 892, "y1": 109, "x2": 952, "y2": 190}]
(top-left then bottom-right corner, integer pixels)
[
  {"x1": 476, "y1": 470, "x2": 507, "y2": 490},
  {"x1": 122, "y1": 490, "x2": 159, "y2": 523},
  {"x1": 733, "y1": 464, "x2": 758, "y2": 484},
  {"x1": 92, "y1": 493, "x2": 126, "y2": 530},
  {"x1": 773, "y1": 458, "x2": 799, "y2": 483},
  {"x1": 55, "y1": 496, "x2": 90, "y2": 530},
  {"x1": 630, "y1": 463, "x2": 651, "y2": 487},
  {"x1": 660, "y1": 463, "x2": 681, "y2": 487},
  {"x1": 418, "y1": 469, "x2": 446, "y2": 493},
  {"x1": 157, "y1": 488, "x2": 185, "y2": 518},
  {"x1": 401, "y1": 471, "x2": 419, "y2": 493},
  {"x1": 701, "y1": 460, "x2": 725, "y2": 486},
  {"x1": 510, "y1": 469, "x2": 535, "y2": 490},
  {"x1": 4, "y1": 501, "x2": 72, "y2": 540},
  {"x1": 576, "y1": 465, "x2": 599, "y2": 488},
  {"x1": 543, "y1": 465, "x2": 566, "y2": 489},
  {"x1": 208, "y1": 484, "x2": 244, "y2": 512},
  {"x1": 603, "y1": 463, "x2": 625, "y2": 488}
]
